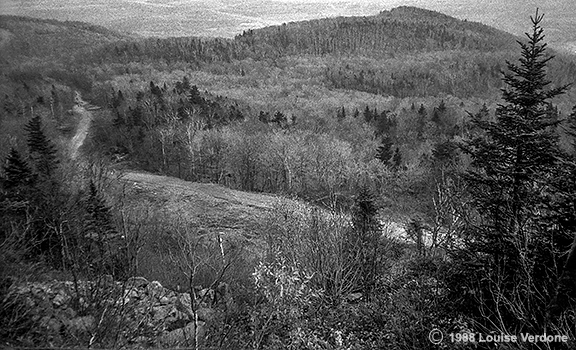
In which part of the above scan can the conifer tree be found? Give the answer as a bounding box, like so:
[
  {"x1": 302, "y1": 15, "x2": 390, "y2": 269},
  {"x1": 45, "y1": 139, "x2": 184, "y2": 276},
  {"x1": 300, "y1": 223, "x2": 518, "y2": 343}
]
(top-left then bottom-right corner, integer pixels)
[
  {"x1": 392, "y1": 147, "x2": 402, "y2": 170},
  {"x1": 376, "y1": 137, "x2": 393, "y2": 164},
  {"x1": 548, "y1": 105, "x2": 576, "y2": 317},
  {"x1": 363, "y1": 106, "x2": 373, "y2": 123},
  {"x1": 460, "y1": 10, "x2": 570, "y2": 330},
  {"x1": 349, "y1": 187, "x2": 381, "y2": 301},
  {"x1": 24, "y1": 116, "x2": 58, "y2": 177},
  {"x1": 2, "y1": 148, "x2": 34, "y2": 190},
  {"x1": 84, "y1": 181, "x2": 121, "y2": 276},
  {"x1": 337, "y1": 106, "x2": 346, "y2": 121}
]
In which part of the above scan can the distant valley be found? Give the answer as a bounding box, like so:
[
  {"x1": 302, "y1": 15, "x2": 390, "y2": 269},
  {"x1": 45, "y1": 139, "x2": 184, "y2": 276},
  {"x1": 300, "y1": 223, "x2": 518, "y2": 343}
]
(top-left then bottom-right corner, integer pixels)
[{"x1": 1, "y1": 0, "x2": 576, "y2": 53}]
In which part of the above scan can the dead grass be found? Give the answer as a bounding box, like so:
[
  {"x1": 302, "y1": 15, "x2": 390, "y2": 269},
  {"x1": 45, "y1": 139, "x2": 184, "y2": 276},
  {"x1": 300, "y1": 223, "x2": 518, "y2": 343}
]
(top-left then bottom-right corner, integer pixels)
[
  {"x1": 108, "y1": 170, "x2": 303, "y2": 289},
  {"x1": 119, "y1": 171, "x2": 281, "y2": 236}
]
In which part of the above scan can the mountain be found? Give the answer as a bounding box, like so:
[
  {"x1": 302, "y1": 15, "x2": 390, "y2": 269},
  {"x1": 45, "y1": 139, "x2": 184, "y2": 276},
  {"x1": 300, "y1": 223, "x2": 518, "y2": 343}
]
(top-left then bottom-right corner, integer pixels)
[
  {"x1": 0, "y1": 15, "x2": 125, "y2": 64},
  {"x1": 0, "y1": 15, "x2": 127, "y2": 109},
  {"x1": 74, "y1": 6, "x2": 575, "y2": 100},
  {"x1": 235, "y1": 6, "x2": 518, "y2": 58},
  {"x1": 3, "y1": 7, "x2": 574, "y2": 103},
  {"x1": 84, "y1": 6, "x2": 519, "y2": 64},
  {"x1": 2, "y1": 0, "x2": 575, "y2": 53}
]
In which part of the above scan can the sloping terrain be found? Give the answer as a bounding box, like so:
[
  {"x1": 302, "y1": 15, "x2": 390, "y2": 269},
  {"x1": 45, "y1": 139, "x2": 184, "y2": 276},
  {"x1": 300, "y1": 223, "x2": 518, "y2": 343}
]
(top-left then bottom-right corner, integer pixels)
[
  {"x1": 0, "y1": 15, "x2": 125, "y2": 64},
  {"x1": 119, "y1": 170, "x2": 282, "y2": 238},
  {"x1": 238, "y1": 6, "x2": 518, "y2": 58},
  {"x1": 3, "y1": 0, "x2": 575, "y2": 52}
]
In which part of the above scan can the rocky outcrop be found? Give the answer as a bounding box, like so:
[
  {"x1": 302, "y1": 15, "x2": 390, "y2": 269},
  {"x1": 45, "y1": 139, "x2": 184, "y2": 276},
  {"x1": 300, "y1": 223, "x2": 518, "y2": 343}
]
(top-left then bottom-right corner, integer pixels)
[{"x1": 5, "y1": 276, "x2": 228, "y2": 348}]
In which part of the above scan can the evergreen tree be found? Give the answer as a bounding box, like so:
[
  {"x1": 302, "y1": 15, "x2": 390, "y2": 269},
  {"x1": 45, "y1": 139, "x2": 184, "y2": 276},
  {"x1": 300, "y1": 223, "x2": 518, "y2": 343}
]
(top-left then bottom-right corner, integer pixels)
[
  {"x1": 548, "y1": 105, "x2": 576, "y2": 317},
  {"x1": 182, "y1": 76, "x2": 191, "y2": 91},
  {"x1": 417, "y1": 104, "x2": 426, "y2": 117},
  {"x1": 348, "y1": 187, "x2": 381, "y2": 301},
  {"x1": 376, "y1": 137, "x2": 393, "y2": 164},
  {"x1": 363, "y1": 106, "x2": 373, "y2": 123},
  {"x1": 459, "y1": 10, "x2": 570, "y2": 331},
  {"x1": 258, "y1": 111, "x2": 271, "y2": 124},
  {"x1": 84, "y1": 181, "x2": 123, "y2": 276},
  {"x1": 129, "y1": 105, "x2": 144, "y2": 127},
  {"x1": 337, "y1": 106, "x2": 346, "y2": 121},
  {"x1": 24, "y1": 116, "x2": 58, "y2": 177},
  {"x1": 437, "y1": 99, "x2": 446, "y2": 113},
  {"x1": 1, "y1": 148, "x2": 34, "y2": 190},
  {"x1": 392, "y1": 147, "x2": 402, "y2": 170},
  {"x1": 189, "y1": 85, "x2": 203, "y2": 105},
  {"x1": 113, "y1": 111, "x2": 125, "y2": 127}
]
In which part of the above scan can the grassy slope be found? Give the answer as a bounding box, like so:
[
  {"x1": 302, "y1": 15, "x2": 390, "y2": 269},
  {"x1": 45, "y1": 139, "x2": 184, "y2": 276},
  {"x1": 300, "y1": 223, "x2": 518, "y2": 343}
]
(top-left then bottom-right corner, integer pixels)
[
  {"x1": 114, "y1": 170, "x2": 296, "y2": 288},
  {"x1": 120, "y1": 170, "x2": 280, "y2": 237}
]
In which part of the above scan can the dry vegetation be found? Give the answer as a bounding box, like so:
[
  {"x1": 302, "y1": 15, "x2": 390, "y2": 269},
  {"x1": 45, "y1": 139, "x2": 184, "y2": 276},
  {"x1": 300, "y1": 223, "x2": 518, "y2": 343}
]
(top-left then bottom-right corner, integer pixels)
[{"x1": 2, "y1": 7, "x2": 576, "y2": 350}]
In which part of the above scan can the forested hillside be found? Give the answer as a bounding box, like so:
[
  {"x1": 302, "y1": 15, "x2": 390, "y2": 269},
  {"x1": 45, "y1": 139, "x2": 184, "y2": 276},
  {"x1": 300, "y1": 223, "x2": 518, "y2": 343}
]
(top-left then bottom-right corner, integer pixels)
[
  {"x1": 75, "y1": 7, "x2": 576, "y2": 100},
  {"x1": 83, "y1": 6, "x2": 517, "y2": 62},
  {"x1": 0, "y1": 15, "x2": 125, "y2": 64},
  {"x1": 2, "y1": 7, "x2": 576, "y2": 350}
]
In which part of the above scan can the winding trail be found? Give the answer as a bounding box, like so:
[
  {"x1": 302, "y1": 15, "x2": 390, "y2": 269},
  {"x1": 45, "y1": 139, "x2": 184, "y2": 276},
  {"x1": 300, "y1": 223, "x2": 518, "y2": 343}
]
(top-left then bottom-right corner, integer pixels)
[{"x1": 70, "y1": 92, "x2": 98, "y2": 160}]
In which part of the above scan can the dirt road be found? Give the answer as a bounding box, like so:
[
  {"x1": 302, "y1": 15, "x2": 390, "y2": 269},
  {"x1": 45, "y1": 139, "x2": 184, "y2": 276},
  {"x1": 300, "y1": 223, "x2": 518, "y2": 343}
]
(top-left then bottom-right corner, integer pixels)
[{"x1": 70, "y1": 91, "x2": 98, "y2": 160}]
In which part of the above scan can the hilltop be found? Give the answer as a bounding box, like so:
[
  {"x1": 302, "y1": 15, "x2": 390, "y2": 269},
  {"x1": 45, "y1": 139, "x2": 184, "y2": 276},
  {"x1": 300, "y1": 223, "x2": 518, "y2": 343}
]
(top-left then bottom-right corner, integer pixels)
[
  {"x1": 0, "y1": 15, "x2": 126, "y2": 64},
  {"x1": 3, "y1": 0, "x2": 575, "y2": 53},
  {"x1": 236, "y1": 6, "x2": 518, "y2": 58}
]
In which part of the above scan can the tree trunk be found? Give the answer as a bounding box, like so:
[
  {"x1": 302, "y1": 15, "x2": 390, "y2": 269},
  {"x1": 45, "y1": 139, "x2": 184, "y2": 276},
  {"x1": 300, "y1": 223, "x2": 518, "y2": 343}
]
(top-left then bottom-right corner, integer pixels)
[{"x1": 548, "y1": 233, "x2": 576, "y2": 319}]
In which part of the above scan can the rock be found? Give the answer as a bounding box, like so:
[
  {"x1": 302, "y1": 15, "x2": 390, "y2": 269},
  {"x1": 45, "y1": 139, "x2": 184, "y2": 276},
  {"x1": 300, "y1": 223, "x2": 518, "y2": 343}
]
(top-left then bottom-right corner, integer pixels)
[
  {"x1": 179, "y1": 293, "x2": 192, "y2": 307},
  {"x1": 147, "y1": 280, "x2": 164, "y2": 298},
  {"x1": 347, "y1": 292, "x2": 363, "y2": 303},
  {"x1": 127, "y1": 276, "x2": 149, "y2": 288},
  {"x1": 159, "y1": 321, "x2": 205, "y2": 347},
  {"x1": 153, "y1": 305, "x2": 175, "y2": 322},
  {"x1": 67, "y1": 316, "x2": 95, "y2": 333},
  {"x1": 40, "y1": 316, "x2": 62, "y2": 333},
  {"x1": 216, "y1": 282, "x2": 230, "y2": 297},
  {"x1": 166, "y1": 318, "x2": 188, "y2": 332},
  {"x1": 197, "y1": 288, "x2": 215, "y2": 305},
  {"x1": 52, "y1": 289, "x2": 71, "y2": 307},
  {"x1": 7, "y1": 277, "x2": 216, "y2": 347},
  {"x1": 100, "y1": 274, "x2": 114, "y2": 286},
  {"x1": 153, "y1": 304, "x2": 190, "y2": 324},
  {"x1": 196, "y1": 307, "x2": 216, "y2": 323},
  {"x1": 133, "y1": 336, "x2": 153, "y2": 346},
  {"x1": 175, "y1": 294, "x2": 193, "y2": 316},
  {"x1": 125, "y1": 289, "x2": 140, "y2": 300},
  {"x1": 59, "y1": 307, "x2": 77, "y2": 320}
]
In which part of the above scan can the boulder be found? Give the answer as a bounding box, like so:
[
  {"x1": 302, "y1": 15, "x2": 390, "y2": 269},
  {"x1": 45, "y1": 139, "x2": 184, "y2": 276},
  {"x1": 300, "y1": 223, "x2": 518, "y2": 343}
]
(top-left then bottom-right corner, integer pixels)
[
  {"x1": 153, "y1": 304, "x2": 176, "y2": 322},
  {"x1": 159, "y1": 321, "x2": 205, "y2": 347},
  {"x1": 40, "y1": 316, "x2": 62, "y2": 333},
  {"x1": 127, "y1": 276, "x2": 149, "y2": 289},
  {"x1": 196, "y1": 307, "x2": 216, "y2": 323},
  {"x1": 52, "y1": 289, "x2": 71, "y2": 307},
  {"x1": 5, "y1": 276, "x2": 216, "y2": 347},
  {"x1": 147, "y1": 280, "x2": 164, "y2": 299},
  {"x1": 175, "y1": 294, "x2": 193, "y2": 317},
  {"x1": 66, "y1": 315, "x2": 95, "y2": 333}
]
